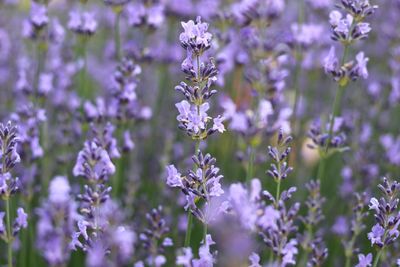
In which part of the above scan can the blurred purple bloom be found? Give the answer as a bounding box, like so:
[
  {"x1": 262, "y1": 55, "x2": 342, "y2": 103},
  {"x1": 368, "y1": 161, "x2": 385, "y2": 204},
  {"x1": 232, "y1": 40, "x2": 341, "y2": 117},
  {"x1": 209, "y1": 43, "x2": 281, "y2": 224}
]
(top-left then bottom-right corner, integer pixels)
[
  {"x1": 248, "y1": 252, "x2": 261, "y2": 267},
  {"x1": 166, "y1": 165, "x2": 183, "y2": 188},
  {"x1": 324, "y1": 46, "x2": 338, "y2": 74},
  {"x1": 73, "y1": 141, "x2": 116, "y2": 181},
  {"x1": 355, "y1": 253, "x2": 372, "y2": 267}
]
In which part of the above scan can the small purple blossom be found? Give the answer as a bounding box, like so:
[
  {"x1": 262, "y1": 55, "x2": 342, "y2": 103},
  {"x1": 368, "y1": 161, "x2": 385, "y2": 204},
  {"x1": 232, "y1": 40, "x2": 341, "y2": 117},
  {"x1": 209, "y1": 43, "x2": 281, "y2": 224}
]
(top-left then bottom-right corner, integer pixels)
[{"x1": 355, "y1": 253, "x2": 372, "y2": 267}]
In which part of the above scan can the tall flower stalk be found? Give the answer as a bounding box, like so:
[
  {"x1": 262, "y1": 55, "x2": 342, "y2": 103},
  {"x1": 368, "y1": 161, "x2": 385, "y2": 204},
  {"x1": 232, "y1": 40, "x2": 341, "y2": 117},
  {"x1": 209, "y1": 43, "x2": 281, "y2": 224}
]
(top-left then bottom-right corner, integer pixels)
[
  {"x1": 165, "y1": 16, "x2": 225, "y2": 246},
  {"x1": 67, "y1": 8, "x2": 97, "y2": 99},
  {"x1": 0, "y1": 122, "x2": 28, "y2": 267},
  {"x1": 266, "y1": 129, "x2": 293, "y2": 207},
  {"x1": 368, "y1": 177, "x2": 400, "y2": 267},
  {"x1": 104, "y1": 0, "x2": 130, "y2": 60},
  {"x1": 317, "y1": 0, "x2": 377, "y2": 181}
]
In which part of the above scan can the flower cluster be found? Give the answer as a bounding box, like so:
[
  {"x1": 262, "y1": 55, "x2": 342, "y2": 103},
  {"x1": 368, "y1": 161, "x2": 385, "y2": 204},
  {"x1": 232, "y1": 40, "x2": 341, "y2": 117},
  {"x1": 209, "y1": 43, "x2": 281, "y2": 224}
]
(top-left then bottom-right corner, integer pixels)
[
  {"x1": 22, "y1": 2, "x2": 49, "y2": 40},
  {"x1": 36, "y1": 176, "x2": 78, "y2": 266},
  {"x1": 266, "y1": 129, "x2": 293, "y2": 184},
  {"x1": 166, "y1": 150, "x2": 224, "y2": 223},
  {"x1": 175, "y1": 16, "x2": 225, "y2": 140},
  {"x1": 71, "y1": 137, "x2": 115, "y2": 250},
  {"x1": 307, "y1": 118, "x2": 348, "y2": 154},
  {"x1": 126, "y1": 1, "x2": 165, "y2": 29},
  {"x1": 0, "y1": 121, "x2": 28, "y2": 264},
  {"x1": 342, "y1": 193, "x2": 368, "y2": 265},
  {"x1": 176, "y1": 234, "x2": 217, "y2": 267},
  {"x1": 324, "y1": 0, "x2": 377, "y2": 83},
  {"x1": 137, "y1": 206, "x2": 173, "y2": 266},
  {"x1": 259, "y1": 187, "x2": 300, "y2": 266},
  {"x1": 0, "y1": 122, "x2": 21, "y2": 195},
  {"x1": 368, "y1": 177, "x2": 400, "y2": 248},
  {"x1": 68, "y1": 10, "x2": 97, "y2": 36}
]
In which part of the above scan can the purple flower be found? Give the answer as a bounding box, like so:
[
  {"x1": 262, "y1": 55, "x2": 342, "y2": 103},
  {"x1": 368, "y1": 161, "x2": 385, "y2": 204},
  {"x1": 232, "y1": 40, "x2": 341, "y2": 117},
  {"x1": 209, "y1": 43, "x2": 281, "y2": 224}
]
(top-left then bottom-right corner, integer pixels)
[
  {"x1": 355, "y1": 253, "x2": 372, "y2": 267},
  {"x1": 332, "y1": 216, "x2": 349, "y2": 236},
  {"x1": 68, "y1": 11, "x2": 97, "y2": 35},
  {"x1": 70, "y1": 232, "x2": 83, "y2": 250},
  {"x1": 0, "y1": 212, "x2": 5, "y2": 234},
  {"x1": 180, "y1": 17, "x2": 212, "y2": 54},
  {"x1": 368, "y1": 197, "x2": 379, "y2": 212},
  {"x1": 380, "y1": 134, "x2": 400, "y2": 165},
  {"x1": 48, "y1": 176, "x2": 70, "y2": 204},
  {"x1": 30, "y1": 3, "x2": 49, "y2": 28},
  {"x1": 112, "y1": 226, "x2": 136, "y2": 261},
  {"x1": 355, "y1": 52, "x2": 369, "y2": 79},
  {"x1": 78, "y1": 220, "x2": 90, "y2": 241},
  {"x1": 224, "y1": 180, "x2": 260, "y2": 230},
  {"x1": 38, "y1": 73, "x2": 53, "y2": 96},
  {"x1": 73, "y1": 141, "x2": 116, "y2": 181},
  {"x1": 282, "y1": 239, "x2": 298, "y2": 266},
  {"x1": 176, "y1": 248, "x2": 193, "y2": 266},
  {"x1": 324, "y1": 46, "x2": 338, "y2": 74},
  {"x1": 15, "y1": 207, "x2": 28, "y2": 229},
  {"x1": 368, "y1": 223, "x2": 385, "y2": 246},
  {"x1": 192, "y1": 234, "x2": 216, "y2": 267},
  {"x1": 212, "y1": 116, "x2": 225, "y2": 133},
  {"x1": 248, "y1": 252, "x2": 261, "y2": 267},
  {"x1": 166, "y1": 165, "x2": 183, "y2": 188},
  {"x1": 258, "y1": 205, "x2": 280, "y2": 230}
]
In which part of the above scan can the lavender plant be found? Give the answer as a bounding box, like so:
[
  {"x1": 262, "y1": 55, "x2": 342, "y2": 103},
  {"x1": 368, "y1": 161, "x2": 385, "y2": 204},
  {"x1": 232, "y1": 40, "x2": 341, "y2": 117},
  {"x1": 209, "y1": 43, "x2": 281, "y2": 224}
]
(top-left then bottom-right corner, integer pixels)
[
  {"x1": 0, "y1": 122, "x2": 28, "y2": 267},
  {"x1": 0, "y1": 1, "x2": 399, "y2": 267},
  {"x1": 367, "y1": 177, "x2": 400, "y2": 266},
  {"x1": 316, "y1": 0, "x2": 378, "y2": 181},
  {"x1": 165, "y1": 16, "x2": 225, "y2": 248}
]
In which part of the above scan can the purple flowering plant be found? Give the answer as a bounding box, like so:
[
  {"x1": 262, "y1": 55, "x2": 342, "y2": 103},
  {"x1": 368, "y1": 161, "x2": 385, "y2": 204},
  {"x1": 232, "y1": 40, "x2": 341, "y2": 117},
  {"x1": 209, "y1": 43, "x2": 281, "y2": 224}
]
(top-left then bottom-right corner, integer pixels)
[{"x1": 1, "y1": 0, "x2": 400, "y2": 266}]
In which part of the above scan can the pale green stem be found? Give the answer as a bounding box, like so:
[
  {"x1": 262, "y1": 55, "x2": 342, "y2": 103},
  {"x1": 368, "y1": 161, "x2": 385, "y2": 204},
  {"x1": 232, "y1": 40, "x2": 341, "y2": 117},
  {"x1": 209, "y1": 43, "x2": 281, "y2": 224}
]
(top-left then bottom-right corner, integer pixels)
[
  {"x1": 114, "y1": 10, "x2": 122, "y2": 61},
  {"x1": 372, "y1": 249, "x2": 384, "y2": 267},
  {"x1": 246, "y1": 146, "x2": 255, "y2": 184},
  {"x1": 184, "y1": 212, "x2": 193, "y2": 247},
  {"x1": 184, "y1": 140, "x2": 201, "y2": 247},
  {"x1": 324, "y1": 44, "x2": 349, "y2": 154},
  {"x1": 6, "y1": 196, "x2": 13, "y2": 267}
]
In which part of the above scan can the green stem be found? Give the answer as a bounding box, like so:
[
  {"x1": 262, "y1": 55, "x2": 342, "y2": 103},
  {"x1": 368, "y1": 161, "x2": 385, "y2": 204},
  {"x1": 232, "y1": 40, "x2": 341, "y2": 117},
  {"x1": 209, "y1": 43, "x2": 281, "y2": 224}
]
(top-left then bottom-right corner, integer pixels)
[
  {"x1": 78, "y1": 38, "x2": 88, "y2": 99},
  {"x1": 184, "y1": 140, "x2": 201, "y2": 248},
  {"x1": 324, "y1": 44, "x2": 349, "y2": 154},
  {"x1": 317, "y1": 44, "x2": 350, "y2": 183},
  {"x1": 246, "y1": 146, "x2": 255, "y2": 183},
  {"x1": 6, "y1": 197, "x2": 13, "y2": 267},
  {"x1": 184, "y1": 212, "x2": 193, "y2": 247},
  {"x1": 316, "y1": 153, "x2": 326, "y2": 181},
  {"x1": 372, "y1": 249, "x2": 383, "y2": 267},
  {"x1": 114, "y1": 10, "x2": 122, "y2": 61},
  {"x1": 203, "y1": 222, "x2": 207, "y2": 241},
  {"x1": 291, "y1": 0, "x2": 305, "y2": 136},
  {"x1": 344, "y1": 233, "x2": 358, "y2": 267},
  {"x1": 275, "y1": 179, "x2": 281, "y2": 205}
]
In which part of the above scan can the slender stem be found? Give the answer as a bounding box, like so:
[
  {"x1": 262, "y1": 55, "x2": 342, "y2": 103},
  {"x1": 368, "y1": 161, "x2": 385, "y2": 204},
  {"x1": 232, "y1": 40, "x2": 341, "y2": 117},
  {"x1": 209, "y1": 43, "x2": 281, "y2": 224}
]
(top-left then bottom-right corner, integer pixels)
[
  {"x1": 275, "y1": 179, "x2": 281, "y2": 205},
  {"x1": 291, "y1": 0, "x2": 305, "y2": 136},
  {"x1": 203, "y1": 222, "x2": 207, "y2": 241},
  {"x1": 246, "y1": 146, "x2": 255, "y2": 183},
  {"x1": 5, "y1": 196, "x2": 13, "y2": 267},
  {"x1": 78, "y1": 38, "x2": 88, "y2": 98},
  {"x1": 372, "y1": 249, "x2": 383, "y2": 267},
  {"x1": 324, "y1": 44, "x2": 349, "y2": 154},
  {"x1": 184, "y1": 211, "x2": 193, "y2": 247},
  {"x1": 344, "y1": 255, "x2": 351, "y2": 267},
  {"x1": 344, "y1": 233, "x2": 358, "y2": 267},
  {"x1": 317, "y1": 44, "x2": 350, "y2": 183},
  {"x1": 184, "y1": 140, "x2": 201, "y2": 248},
  {"x1": 316, "y1": 153, "x2": 326, "y2": 181},
  {"x1": 275, "y1": 154, "x2": 282, "y2": 207},
  {"x1": 114, "y1": 10, "x2": 122, "y2": 61}
]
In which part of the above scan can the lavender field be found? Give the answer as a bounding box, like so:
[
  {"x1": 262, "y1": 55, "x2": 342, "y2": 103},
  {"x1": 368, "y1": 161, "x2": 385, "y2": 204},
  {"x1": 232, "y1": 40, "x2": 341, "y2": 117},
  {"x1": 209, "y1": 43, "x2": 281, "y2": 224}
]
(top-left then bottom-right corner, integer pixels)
[{"x1": 0, "y1": 0, "x2": 399, "y2": 266}]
